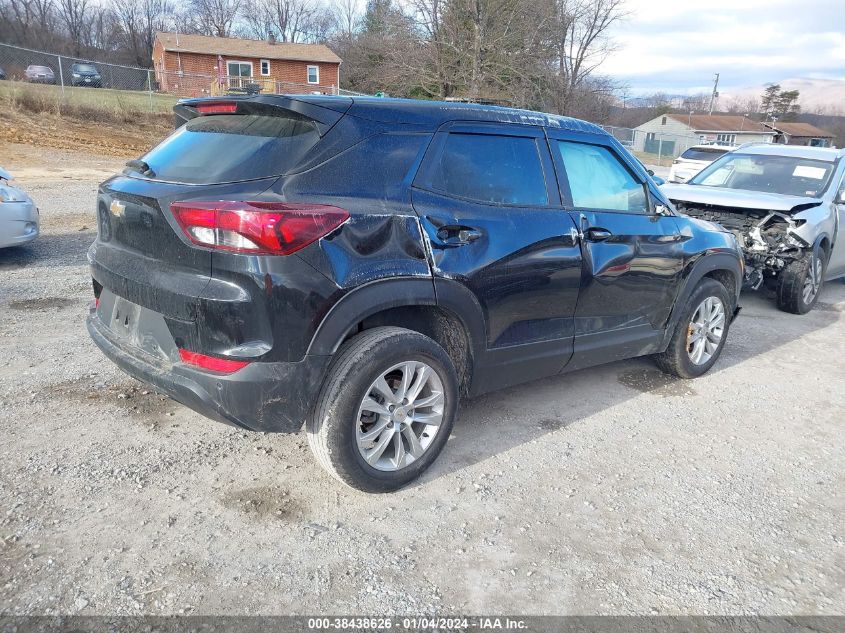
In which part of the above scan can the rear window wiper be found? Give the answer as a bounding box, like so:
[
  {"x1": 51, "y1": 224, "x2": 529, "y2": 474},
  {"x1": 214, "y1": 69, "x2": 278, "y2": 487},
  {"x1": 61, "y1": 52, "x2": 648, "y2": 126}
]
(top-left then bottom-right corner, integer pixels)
[{"x1": 125, "y1": 159, "x2": 156, "y2": 178}]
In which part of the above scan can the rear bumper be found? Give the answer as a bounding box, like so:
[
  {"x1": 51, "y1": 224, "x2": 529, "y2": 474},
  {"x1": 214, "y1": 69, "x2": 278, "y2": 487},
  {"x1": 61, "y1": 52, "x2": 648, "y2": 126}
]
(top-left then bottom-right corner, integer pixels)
[{"x1": 87, "y1": 311, "x2": 330, "y2": 433}]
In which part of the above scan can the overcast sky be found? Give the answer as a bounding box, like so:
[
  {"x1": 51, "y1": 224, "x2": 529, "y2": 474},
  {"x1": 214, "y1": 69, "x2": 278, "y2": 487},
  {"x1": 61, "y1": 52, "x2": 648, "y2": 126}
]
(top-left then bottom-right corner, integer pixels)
[{"x1": 603, "y1": 0, "x2": 845, "y2": 96}]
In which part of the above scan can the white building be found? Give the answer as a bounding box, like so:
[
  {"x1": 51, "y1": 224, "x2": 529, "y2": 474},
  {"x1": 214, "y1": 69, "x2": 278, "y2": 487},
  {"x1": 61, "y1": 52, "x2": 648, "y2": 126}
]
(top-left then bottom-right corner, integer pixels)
[{"x1": 633, "y1": 114, "x2": 775, "y2": 157}]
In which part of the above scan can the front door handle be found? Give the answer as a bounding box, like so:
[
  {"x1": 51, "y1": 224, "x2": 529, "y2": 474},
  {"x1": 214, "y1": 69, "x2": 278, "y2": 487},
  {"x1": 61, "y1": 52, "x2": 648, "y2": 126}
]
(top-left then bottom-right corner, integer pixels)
[
  {"x1": 436, "y1": 225, "x2": 482, "y2": 245},
  {"x1": 585, "y1": 227, "x2": 612, "y2": 242}
]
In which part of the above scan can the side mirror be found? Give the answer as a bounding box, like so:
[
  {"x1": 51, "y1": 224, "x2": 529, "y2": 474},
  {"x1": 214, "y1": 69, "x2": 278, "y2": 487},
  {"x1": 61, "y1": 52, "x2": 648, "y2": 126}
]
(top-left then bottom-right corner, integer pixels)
[{"x1": 652, "y1": 175, "x2": 666, "y2": 186}]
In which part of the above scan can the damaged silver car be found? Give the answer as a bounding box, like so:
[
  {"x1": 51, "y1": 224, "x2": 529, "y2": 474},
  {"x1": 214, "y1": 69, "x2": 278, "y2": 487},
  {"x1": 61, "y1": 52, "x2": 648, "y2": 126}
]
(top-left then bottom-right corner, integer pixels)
[{"x1": 662, "y1": 144, "x2": 845, "y2": 314}]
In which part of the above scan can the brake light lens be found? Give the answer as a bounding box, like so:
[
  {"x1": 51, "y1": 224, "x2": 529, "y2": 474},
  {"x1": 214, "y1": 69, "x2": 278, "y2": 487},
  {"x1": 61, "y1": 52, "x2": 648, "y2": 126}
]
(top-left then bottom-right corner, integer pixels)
[
  {"x1": 171, "y1": 201, "x2": 349, "y2": 255},
  {"x1": 178, "y1": 349, "x2": 250, "y2": 373},
  {"x1": 195, "y1": 101, "x2": 238, "y2": 114}
]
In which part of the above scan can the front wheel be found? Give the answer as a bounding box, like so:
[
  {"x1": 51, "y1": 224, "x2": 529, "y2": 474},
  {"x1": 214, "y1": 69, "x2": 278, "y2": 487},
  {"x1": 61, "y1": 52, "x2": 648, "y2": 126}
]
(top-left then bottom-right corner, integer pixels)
[
  {"x1": 777, "y1": 250, "x2": 825, "y2": 314},
  {"x1": 654, "y1": 278, "x2": 733, "y2": 378},
  {"x1": 307, "y1": 327, "x2": 459, "y2": 493}
]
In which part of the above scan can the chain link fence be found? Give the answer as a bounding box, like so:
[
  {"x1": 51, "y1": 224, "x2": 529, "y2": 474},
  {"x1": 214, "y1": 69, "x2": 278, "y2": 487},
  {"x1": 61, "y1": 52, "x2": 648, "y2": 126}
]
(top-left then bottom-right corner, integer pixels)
[
  {"x1": 0, "y1": 41, "x2": 364, "y2": 114},
  {"x1": 602, "y1": 124, "x2": 701, "y2": 167}
]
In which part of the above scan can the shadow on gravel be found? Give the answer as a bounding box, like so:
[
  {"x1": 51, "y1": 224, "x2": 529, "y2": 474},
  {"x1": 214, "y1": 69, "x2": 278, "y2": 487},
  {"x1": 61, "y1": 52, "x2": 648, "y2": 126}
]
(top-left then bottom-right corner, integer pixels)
[
  {"x1": 0, "y1": 231, "x2": 94, "y2": 270},
  {"x1": 417, "y1": 284, "x2": 845, "y2": 484}
]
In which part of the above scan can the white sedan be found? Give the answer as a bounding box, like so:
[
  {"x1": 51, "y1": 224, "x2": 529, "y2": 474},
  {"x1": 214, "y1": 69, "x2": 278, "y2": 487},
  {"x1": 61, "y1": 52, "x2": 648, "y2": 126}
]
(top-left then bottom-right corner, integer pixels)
[
  {"x1": 0, "y1": 167, "x2": 39, "y2": 248},
  {"x1": 669, "y1": 144, "x2": 733, "y2": 183}
]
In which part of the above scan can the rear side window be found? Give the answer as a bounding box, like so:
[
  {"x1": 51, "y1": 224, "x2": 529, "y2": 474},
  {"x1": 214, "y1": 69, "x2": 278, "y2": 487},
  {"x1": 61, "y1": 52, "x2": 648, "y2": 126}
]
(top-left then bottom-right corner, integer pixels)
[
  {"x1": 140, "y1": 114, "x2": 320, "y2": 184},
  {"x1": 428, "y1": 133, "x2": 548, "y2": 205},
  {"x1": 557, "y1": 141, "x2": 648, "y2": 213},
  {"x1": 681, "y1": 147, "x2": 729, "y2": 161}
]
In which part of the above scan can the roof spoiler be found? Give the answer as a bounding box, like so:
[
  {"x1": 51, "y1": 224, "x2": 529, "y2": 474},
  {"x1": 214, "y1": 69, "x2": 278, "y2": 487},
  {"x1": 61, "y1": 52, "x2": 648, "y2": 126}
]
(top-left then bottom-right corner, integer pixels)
[{"x1": 173, "y1": 94, "x2": 353, "y2": 136}]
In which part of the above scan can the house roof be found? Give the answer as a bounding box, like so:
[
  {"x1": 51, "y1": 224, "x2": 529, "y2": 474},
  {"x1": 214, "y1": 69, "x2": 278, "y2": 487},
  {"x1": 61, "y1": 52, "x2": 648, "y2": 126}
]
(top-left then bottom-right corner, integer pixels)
[
  {"x1": 154, "y1": 32, "x2": 342, "y2": 64},
  {"x1": 667, "y1": 114, "x2": 773, "y2": 134},
  {"x1": 761, "y1": 121, "x2": 834, "y2": 138}
]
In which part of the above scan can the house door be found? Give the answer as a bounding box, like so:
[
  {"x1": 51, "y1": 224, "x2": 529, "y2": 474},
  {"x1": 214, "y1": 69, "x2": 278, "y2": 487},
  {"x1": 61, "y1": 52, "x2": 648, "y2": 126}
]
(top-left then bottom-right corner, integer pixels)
[{"x1": 226, "y1": 61, "x2": 252, "y2": 88}]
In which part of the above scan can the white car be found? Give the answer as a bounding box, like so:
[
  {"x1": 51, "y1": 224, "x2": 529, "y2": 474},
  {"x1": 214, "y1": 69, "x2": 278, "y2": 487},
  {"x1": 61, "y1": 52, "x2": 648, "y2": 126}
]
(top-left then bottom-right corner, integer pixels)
[
  {"x1": 0, "y1": 167, "x2": 39, "y2": 248},
  {"x1": 669, "y1": 144, "x2": 733, "y2": 183}
]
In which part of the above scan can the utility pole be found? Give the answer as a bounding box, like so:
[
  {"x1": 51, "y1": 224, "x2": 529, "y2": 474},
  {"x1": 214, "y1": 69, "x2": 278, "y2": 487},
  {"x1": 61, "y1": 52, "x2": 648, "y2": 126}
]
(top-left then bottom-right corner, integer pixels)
[{"x1": 708, "y1": 73, "x2": 720, "y2": 115}]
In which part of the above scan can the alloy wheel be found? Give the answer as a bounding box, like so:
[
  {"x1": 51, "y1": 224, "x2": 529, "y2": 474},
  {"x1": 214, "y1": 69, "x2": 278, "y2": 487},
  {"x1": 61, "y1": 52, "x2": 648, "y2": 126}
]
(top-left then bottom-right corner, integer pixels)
[
  {"x1": 355, "y1": 361, "x2": 445, "y2": 472},
  {"x1": 687, "y1": 296, "x2": 726, "y2": 365},
  {"x1": 802, "y1": 254, "x2": 823, "y2": 305}
]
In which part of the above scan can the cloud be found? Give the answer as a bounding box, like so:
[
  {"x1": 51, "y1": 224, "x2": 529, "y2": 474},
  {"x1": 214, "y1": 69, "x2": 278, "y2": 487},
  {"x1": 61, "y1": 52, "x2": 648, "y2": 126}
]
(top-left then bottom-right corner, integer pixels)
[{"x1": 604, "y1": 0, "x2": 845, "y2": 95}]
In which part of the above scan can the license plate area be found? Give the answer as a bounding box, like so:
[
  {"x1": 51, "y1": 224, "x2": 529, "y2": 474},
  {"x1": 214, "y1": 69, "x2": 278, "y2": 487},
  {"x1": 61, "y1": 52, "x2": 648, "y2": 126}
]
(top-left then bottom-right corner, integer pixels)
[
  {"x1": 110, "y1": 297, "x2": 141, "y2": 341},
  {"x1": 97, "y1": 289, "x2": 179, "y2": 364}
]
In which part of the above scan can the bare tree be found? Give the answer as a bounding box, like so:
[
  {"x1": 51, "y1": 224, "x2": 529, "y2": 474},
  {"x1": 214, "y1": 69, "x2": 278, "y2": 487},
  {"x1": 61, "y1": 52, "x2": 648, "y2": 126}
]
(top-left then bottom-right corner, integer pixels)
[
  {"x1": 113, "y1": 0, "x2": 171, "y2": 66},
  {"x1": 57, "y1": 0, "x2": 92, "y2": 55},
  {"x1": 240, "y1": 0, "x2": 336, "y2": 43},
  {"x1": 189, "y1": 0, "x2": 240, "y2": 37}
]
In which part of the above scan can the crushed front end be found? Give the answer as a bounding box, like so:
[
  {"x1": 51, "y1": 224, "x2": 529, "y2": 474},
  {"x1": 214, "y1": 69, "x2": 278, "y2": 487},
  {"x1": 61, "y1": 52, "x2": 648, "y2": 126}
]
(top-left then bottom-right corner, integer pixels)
[{"x1": 672, "y1": 201, "x2": 812, "y2": 289}]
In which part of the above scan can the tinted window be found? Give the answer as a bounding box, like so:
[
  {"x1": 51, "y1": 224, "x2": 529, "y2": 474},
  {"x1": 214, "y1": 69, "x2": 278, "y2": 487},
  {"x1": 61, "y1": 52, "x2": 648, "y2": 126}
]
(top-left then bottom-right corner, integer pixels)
[
  {"x1": 429, "y1": 133, "x2": 548, "y2": 205},
  {"x1": 689, "y1": 153, "x2": 835, "y2": 198},
  {"x1": 139, "y1": 114, "x2": 320, "y2": 184},
  {"x1": 680, "y1": 147, "x2": 729, "y2": 161},
  {"x1": 557, "y1": 141, "x2": 648, "y2": 213}
]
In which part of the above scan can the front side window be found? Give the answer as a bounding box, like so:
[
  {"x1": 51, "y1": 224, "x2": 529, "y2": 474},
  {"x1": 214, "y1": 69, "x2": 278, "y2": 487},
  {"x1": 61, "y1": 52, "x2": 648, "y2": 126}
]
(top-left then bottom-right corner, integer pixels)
[
  {"x1": 556, "y1": 141, "x2": 648, "y2": 213},
  {"x1": 689, "y1": 153, "x2": 836, "y2": 198},
  {"x1": 307, "y1": 65, "x2": 319, "y2": 84},
  {"x1": 427, "y1": 133, "x2": 548, "y2": 206}
]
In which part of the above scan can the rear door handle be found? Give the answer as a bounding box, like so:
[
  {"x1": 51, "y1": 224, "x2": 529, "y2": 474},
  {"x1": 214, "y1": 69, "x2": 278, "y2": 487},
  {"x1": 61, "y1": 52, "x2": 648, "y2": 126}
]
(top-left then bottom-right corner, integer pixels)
[
  {"x1": 585, "y1": 227, "x2": 612, "y2": 242},
  {"x1": 436, "y1": 225, "x2": 482, "y2": 245}
]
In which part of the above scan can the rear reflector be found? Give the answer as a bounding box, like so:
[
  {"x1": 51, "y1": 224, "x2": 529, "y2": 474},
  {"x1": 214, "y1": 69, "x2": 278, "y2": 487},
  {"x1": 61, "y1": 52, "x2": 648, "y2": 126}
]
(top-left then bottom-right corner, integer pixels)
[
  {"x1": 178, "y1": 349, "x2": 250, "y2": 373},
  {"x1": 171, "y1": 201, "x2": 349, "y2": 255},
  {"x1": 195, "y1": 101, "x2": 238, "y2": 114}
]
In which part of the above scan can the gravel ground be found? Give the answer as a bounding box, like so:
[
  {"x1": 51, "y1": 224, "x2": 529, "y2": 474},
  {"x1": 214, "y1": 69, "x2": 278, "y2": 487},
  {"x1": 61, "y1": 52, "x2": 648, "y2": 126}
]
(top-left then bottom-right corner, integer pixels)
[{"x1": 0, "y1": 142, "x2": 843, "y2": 616}]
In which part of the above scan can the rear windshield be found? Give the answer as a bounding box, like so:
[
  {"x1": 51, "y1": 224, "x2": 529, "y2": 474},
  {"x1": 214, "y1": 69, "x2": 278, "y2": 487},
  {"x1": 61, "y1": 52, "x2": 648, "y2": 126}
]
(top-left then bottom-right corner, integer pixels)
[
  {"x1": 138, "y1": 114, "x2": 320, "y2": 184},
  {"x1": 680, "y1": 147, "x2": 729, "y2": 161}
]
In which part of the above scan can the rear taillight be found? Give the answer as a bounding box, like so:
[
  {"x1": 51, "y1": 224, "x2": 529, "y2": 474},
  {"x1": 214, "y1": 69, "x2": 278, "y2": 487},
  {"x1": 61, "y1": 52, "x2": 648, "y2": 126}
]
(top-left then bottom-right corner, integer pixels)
[
  {"x1": 195, "y1": 101, "x2": 238, "y2": 114},
  {"x1": 178, "y1": 349, "x2": 249, "y2": 373},
  {"x1": 170, "y1": 201, "x2": 349, "y2": 255}
]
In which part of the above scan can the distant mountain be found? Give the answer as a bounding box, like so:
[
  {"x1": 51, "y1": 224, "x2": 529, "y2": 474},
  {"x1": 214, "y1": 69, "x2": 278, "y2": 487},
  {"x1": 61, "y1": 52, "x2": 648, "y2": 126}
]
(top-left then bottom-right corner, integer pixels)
[{"x1": 720, "y1": 77, "x2": 845, "y2": 113}]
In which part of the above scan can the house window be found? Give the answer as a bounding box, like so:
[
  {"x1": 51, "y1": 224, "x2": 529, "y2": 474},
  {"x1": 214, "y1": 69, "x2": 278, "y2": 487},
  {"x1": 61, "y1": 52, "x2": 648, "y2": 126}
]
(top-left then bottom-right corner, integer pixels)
[
  {"x1": 307, "y1": 65, "x2": 319, "y2": 84},
  {"x1": 661, "y1": 116, "x2": 667, "y2": 125},
  {"x1": 716, "y1": 133, "x2": 737, "y2": 145},
  {"x1": 226, "y1": 61, "x2": 252, "y2": 88},
  {"x1": 260, "y1": 59, "x2": 270, "y2": 76}
]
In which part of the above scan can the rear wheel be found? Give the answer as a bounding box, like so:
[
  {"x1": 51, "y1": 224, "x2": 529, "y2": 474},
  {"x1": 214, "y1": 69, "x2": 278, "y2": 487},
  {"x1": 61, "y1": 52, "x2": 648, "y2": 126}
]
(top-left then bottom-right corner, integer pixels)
[
  {"x1": 654, "y1": 278, "x2": 732, "y2": 378},
  {"x1": 777, "y1": 250, "x2": 825, "y2": 314},
  {"x1": 307, "y1": 327, "x2": 458, "y2": 492}
]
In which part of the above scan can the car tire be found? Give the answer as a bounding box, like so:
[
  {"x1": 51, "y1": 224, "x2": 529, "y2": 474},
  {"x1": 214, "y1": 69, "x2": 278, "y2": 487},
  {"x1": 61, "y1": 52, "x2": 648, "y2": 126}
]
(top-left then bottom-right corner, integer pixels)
[
  {"x1": 307, "y1": 326, "x2": 459, "y2": 493},
  {"x1": 777, "y1": 250, "x2": 825, "y2": 314},
  {"x1": 654, "y1": 278, "x2": 733, "y2": 379}
]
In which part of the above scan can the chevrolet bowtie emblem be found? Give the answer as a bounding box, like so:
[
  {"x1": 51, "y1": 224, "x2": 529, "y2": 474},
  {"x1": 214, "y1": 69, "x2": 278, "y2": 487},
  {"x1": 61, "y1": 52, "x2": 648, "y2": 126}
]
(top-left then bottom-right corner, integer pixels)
[{"x1": 110, "y1": 200, "x2": 126, "y2": 217}]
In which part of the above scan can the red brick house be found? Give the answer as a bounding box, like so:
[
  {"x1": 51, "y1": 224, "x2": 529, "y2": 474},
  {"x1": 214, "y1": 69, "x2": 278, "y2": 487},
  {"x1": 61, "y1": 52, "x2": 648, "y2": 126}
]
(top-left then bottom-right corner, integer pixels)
[{"x1": 152, "y1": 32, "x2": 342, "y2": 97}]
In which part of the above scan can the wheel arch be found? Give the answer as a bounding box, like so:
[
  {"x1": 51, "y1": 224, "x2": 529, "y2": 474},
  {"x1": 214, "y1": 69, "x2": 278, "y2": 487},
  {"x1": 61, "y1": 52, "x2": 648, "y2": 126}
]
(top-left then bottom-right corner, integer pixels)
[
  {"x1": 660, "y1": 252, "x2": 742, "y2": 349},
  {"x1": 307, "y1": 277, "x2": 485, "y2": 395}
]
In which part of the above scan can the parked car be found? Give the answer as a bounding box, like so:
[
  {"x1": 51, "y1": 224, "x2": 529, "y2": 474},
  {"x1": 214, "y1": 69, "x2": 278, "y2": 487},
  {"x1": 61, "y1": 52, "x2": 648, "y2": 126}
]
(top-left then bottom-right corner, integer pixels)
[
  {"x1": 24, "y1": 65, "x2": 55, "y2": 84},
  {"x1": 71, "y1": 63, "x2": 102, "y2": 87},
  {"x1": 87, "y1": 96, "x2": 743, "y2": 491},
  {"x1": 668, "y1": 144, "x2": 734, "y2": 183},
  {"x1": 662, "y1": 144, "x2": 845, "y2": 314},
  {"x1": 0, "y1": 167, "x2": 39, "y2": 249},
  {"x1": 0, "y1": 67, "x2": 6, "y2": 80}
]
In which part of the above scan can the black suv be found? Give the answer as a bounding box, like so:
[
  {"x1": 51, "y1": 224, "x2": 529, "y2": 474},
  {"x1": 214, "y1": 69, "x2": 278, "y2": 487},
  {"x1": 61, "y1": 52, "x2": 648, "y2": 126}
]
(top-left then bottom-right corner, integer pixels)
[
  {"x1": 70, "y1": 63, "x2": 101, "y2": 87},
  {"x1": 87, "y1": 96, "x2": 743, "y2": 491}
]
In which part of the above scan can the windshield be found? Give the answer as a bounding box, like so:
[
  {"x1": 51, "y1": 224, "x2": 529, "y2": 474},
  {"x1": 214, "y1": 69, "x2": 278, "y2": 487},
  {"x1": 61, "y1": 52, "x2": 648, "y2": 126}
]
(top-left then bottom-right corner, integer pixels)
[
  {"x1": 74, "y1": 64, "x2": 97, "y2": 72},
  {"x1": 139, "y1": 114, "x2": 320, "y2": 184},
  {"x1": 680, "y1": 147, "x2": 729, "y2": 161},
  {"x1": 688, "y1": 152, "x2": 836, "y2": 198}
]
